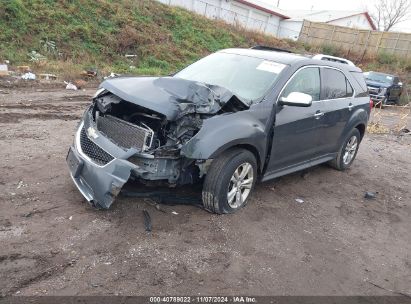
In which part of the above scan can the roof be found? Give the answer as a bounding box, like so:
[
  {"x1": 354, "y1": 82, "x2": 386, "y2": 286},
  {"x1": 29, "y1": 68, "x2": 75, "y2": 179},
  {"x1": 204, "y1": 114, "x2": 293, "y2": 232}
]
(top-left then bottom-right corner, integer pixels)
[
  {"x1": 234, "y1": 0, "x2": 290, "y2": 19},
  {"x1": 283, "y1": 10, "x2": 377, "y2": 30}
]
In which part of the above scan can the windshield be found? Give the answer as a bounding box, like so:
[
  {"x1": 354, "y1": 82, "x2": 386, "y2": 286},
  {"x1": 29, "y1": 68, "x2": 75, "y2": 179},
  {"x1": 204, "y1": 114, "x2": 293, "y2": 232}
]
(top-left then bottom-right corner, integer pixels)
[
  {"x1": 364, "y1": 72, "x2": 393, "y2": 84},
  {"x1": 174, "y1": 52, "x2": 286, "y2": 101}
]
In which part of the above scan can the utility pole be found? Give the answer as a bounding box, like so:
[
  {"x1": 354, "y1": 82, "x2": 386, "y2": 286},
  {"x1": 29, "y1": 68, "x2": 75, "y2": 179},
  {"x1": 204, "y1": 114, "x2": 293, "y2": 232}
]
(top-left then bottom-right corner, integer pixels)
[{"x1": 277, "y1": 0, "x2": 280, "y2": 7}]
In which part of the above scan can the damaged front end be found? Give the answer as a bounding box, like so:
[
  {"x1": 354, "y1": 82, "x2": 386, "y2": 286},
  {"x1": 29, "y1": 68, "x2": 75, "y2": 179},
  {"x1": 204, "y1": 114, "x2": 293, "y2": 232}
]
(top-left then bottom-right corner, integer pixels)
[{"x1": 66, "y1": 77, "x2": 249, "y2": 209}]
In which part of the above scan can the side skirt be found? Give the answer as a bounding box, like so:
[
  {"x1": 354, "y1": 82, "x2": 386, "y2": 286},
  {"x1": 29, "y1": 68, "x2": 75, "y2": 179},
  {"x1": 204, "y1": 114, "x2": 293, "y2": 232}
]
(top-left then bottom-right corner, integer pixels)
[{"x1": 261, "y1": 153, "x2": 337, "y2": 182}]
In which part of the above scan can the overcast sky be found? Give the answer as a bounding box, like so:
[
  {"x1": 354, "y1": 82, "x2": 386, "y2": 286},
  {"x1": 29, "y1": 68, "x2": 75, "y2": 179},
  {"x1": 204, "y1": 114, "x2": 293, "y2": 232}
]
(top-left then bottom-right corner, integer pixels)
[{"x1": 259, "y1": 0, "x2": 411, "y2": 32}]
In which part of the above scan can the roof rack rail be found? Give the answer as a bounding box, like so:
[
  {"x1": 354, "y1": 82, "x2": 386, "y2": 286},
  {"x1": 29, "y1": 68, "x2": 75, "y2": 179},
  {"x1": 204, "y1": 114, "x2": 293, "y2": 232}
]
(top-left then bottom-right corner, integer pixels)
[{"x1": 250, "y1": 45, "x2": 293, "y2": 53}]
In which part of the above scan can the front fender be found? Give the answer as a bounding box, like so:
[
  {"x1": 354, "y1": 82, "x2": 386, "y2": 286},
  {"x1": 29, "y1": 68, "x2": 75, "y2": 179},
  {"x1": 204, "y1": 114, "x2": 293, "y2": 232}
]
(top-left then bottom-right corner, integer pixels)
[{"x1": 180, "y1": 111, "x2": 267, "y2": 162}]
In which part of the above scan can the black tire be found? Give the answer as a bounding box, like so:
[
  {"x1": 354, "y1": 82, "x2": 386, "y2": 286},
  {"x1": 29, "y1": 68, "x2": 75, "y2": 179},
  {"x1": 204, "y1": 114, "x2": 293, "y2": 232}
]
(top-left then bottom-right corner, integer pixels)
[
  {"x1": 202, "y1": 148, "x2": 257, "y2": 214},
  {"x1": 329, "y1": 128, "x2": 361, "y2": 171}
]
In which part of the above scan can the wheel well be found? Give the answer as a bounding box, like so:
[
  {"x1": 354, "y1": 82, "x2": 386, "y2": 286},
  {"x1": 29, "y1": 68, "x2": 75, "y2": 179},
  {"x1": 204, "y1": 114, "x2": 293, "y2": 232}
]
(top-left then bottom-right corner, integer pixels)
[
  {"x1": 234, "y1": 144, "x2": 261, "y2": 174},
  {"x1": 355, "y1": 124, "x2": 366, "y2": 140}
]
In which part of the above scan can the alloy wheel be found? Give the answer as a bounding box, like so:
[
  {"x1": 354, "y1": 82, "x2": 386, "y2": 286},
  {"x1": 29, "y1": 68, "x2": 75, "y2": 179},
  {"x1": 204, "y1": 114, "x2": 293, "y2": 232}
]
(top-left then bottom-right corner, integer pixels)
[
  {"x1": 227, "y1": 162, "x2": 254, "y2": 208},
  {"x1": 343, "y1": 136, "x2": 358, "y2": 165}
]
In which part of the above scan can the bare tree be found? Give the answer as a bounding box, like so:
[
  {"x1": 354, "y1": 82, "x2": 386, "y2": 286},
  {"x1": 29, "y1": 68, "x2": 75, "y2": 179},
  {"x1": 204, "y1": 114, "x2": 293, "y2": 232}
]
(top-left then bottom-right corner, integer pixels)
[{"x1": 370, "y1": 0, "x2": 411, "y2": 31}]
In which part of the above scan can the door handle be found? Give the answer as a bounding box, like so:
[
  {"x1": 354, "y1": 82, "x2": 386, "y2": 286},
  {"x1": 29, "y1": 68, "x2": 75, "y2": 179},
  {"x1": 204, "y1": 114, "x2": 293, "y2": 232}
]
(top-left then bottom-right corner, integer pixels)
[
  {"x1": 348, "y1": 103, "x2": 354, "y2": 111},
  {"x1": 314, "y1": 112, "x2": 324, "y2": 119}
]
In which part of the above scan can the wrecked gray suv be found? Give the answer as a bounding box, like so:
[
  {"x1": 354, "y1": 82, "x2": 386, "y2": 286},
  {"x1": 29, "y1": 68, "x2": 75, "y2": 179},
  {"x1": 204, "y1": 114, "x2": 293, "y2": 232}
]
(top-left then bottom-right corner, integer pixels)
[{"x1": 66, "y1": 47, "x2": 371, "y2": 214}]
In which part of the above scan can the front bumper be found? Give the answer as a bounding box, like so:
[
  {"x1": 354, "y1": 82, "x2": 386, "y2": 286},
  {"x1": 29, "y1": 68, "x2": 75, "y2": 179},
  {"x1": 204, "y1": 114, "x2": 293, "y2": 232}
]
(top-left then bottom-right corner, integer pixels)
[
  {"x1": 66, "y1": 119, "x2": 138, "y2": 209},
  {"x1": 67, "y1": 145, "x2": 135, "y2": 208},
  {"x1": 370, "y1": 94, "x2": 385, "y2": 102}
]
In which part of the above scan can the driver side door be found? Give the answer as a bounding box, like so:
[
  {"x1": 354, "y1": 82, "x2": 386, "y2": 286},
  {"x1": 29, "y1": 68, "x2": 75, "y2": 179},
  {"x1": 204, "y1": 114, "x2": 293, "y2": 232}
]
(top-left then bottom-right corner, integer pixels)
[{"x1": 266, "y1": 66, "x2": 325, "y2": 174}]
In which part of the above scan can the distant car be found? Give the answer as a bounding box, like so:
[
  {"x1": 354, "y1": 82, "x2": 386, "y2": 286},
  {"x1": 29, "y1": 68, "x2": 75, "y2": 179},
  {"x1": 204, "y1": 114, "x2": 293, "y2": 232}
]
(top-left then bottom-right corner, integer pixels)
[
  {"x1": 67, "y1": 48, "x2": 371, "y2": 213},
  {"x1": 364, "y1": 71, "x2": 403, "y2": 106}
]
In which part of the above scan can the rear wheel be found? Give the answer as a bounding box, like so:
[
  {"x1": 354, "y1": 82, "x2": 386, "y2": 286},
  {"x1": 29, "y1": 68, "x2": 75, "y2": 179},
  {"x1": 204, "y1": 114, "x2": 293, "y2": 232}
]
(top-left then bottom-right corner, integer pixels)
[
  {"x1": 202, "y1": 148, "x2": 257, "y2": 214},
  {"x1": 329, "y1": 128, "x2": 361, "y2": 171}
]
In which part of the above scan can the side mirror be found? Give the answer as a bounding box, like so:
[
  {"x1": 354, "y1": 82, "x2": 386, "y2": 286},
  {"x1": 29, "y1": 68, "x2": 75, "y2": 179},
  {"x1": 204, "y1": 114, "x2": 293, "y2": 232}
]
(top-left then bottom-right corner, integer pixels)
[{"x1": 279, "y1": 92, "x2": 313, "y2": 107}]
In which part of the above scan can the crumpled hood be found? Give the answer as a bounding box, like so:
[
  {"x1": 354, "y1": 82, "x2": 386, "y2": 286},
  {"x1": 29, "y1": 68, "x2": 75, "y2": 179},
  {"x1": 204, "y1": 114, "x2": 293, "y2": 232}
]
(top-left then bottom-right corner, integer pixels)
[
  {"x1": 365, "y1": 80, "x2": 391, "y2": 89},
  {"x1": 100, "y1": 76, "x2": 249, "y2": 121}
]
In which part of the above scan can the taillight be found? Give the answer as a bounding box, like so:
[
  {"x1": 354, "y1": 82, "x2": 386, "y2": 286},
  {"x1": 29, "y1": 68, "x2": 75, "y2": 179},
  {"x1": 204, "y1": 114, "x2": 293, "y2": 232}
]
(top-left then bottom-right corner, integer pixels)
[{"x1": 369, "y1": 98, "x2": 373, "y2": 111}]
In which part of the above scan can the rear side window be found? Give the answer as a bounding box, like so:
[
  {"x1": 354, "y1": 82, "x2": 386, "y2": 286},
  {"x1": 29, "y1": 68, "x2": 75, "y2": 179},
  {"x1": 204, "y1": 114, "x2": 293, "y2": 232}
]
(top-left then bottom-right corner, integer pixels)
[
  {"x1": 322, "y1": 68, "x2": 353, "y2": 99},
  {"x1": 281, "y1": 67, "x2": 320, "y2": 101},
  {"x1": 350, "y1": 71, "x2": 368, "y2": 93}
]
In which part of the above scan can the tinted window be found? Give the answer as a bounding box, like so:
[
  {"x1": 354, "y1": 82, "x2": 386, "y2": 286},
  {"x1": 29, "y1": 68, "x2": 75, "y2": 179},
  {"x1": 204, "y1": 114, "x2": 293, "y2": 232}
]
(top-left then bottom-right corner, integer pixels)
[
  {"x1": 351, "y1": 71, "x2": 368, "y2": 93},
  {"x1": 281, "y1": 67, "x2": 320, "y2": 101},
  {"x1": 322, "y1": 68, "x2": 353, "y2": 99}
]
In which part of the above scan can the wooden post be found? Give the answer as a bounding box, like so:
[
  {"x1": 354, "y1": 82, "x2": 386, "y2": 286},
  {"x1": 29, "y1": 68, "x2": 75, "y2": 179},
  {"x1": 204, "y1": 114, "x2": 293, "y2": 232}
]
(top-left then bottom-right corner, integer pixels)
[
  {"x1": 330, "y1": 25, "x2": 336, "y2": 44},
  {"x1": 360, "y1": 30, "x2": 372, "y2": 62},
  {"x1": 348, "y1": 29, "x2": 359, "y2": 57},
  {"x1": 393, "y1": 32, "x2": 401, "y2": 56},
  {"x1": 375, "y1": 31, "x2": 383, "y2": 55}
]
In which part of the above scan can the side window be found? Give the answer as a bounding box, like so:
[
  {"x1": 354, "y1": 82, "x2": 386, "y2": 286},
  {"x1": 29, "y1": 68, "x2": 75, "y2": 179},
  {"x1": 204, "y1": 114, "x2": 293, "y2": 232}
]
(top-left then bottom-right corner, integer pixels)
[
  {"x1": 322, "y1": 68, "x2": 353, "y2": 99},
  {"x1": 350, "y1": 71, "x2": 368, "y2": 93},
  {"x1": 281, "y1": 67, "x2": 320, "y2": 101}
]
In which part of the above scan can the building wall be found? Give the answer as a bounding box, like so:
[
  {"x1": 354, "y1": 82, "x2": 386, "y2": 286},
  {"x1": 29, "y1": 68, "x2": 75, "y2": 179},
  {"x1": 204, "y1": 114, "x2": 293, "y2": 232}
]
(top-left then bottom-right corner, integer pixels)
[
  {"x1": 157, "y1": 0, "x2": 284, "y2": 37},
  {"x1": 278, "y1": 20, "x2": 303, "y2": 40},
  {"x1": 328, "y1": 14, "x2": 373, "y2": 30}
]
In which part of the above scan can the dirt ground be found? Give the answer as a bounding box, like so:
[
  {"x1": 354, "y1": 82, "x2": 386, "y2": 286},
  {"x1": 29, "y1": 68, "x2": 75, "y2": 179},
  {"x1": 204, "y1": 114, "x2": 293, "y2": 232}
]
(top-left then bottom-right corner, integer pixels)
[{"x1": 0, "y1": 87, "x2": 410, "y2": 296}]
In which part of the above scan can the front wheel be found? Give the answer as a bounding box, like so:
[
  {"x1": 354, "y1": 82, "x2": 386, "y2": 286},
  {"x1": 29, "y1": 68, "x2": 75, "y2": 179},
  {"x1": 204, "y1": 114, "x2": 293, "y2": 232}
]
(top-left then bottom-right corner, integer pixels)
[
  {"x1": 329, "y1": 128, "x2": 361, "y2": 171},
  {"x1": 202, "y1": 148, "x2": 257, "y2": 214}
]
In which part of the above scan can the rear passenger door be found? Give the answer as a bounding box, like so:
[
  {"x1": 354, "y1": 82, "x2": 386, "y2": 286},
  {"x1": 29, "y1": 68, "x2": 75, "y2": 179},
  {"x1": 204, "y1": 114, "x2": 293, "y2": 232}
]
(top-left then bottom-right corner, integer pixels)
[{"x1": 317, "y1": 67, "x2": 355, "y2": 154}]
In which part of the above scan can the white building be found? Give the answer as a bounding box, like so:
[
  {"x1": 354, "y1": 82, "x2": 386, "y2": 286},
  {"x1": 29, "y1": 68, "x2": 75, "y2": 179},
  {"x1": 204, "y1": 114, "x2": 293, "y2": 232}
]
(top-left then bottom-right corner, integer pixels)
[
  {"x1": 279, "y1": 10, "x2": 377, "y2": 40},
  {"x1": 157, "y1": 0, "x2": 376, "y2": 40},
  {"x1": 157, "y1": 0, "x2": 290, "y2": 36}
]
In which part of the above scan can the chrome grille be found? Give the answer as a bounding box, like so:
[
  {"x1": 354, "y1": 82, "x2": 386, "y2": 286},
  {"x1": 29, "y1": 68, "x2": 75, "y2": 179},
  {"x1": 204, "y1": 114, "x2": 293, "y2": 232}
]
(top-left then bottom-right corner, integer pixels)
[
  {"x1": 96, "y1": 115, "x2": 153, "y2": 151},
  {"x1": 367, "y1": 86, "x2": 379, "y2": 95},
  {"x1": 79, "y1": 127, "x2": 114, "y2": 165}
]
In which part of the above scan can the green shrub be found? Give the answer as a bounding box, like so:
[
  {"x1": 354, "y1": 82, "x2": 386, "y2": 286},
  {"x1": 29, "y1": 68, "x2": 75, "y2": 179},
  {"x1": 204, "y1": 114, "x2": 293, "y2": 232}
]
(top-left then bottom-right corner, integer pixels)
[{"x1": 377, "y1": 52, "x2": 396, "y2": 65}]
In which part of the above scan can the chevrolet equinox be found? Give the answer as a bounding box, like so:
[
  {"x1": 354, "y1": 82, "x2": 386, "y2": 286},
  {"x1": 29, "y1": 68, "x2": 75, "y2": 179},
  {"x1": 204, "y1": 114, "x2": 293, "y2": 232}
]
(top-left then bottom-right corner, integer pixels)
[{"x1": 66, "y1": 47, "x2": 371, "y2": 214}]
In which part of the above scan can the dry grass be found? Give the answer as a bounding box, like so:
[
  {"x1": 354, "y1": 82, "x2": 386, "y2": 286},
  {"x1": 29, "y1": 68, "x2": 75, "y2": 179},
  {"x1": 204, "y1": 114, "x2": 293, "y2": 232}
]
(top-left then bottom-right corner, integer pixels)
[{"x1": 368, "y1": 104, "x2": 411, "y2": 134}]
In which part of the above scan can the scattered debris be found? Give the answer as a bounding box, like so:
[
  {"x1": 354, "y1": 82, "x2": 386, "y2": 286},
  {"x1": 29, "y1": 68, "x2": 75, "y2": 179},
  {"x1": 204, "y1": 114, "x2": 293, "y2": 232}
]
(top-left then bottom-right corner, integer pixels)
[
  {"x1": 73, "y1": 79, "x2": 87, "y2": 89},
  {"x1": 143, "y1": 210, "x2": 152, "y2": 232},
  {"x1": 104, "y1": 72, "x2": 121, "y2": 79},
  {"x1": 22, "y1": 72, "x2": 36, "y2": 80},
  {"x1": 171, "y1": 211, "x2": 179, "y2": 215},
  {"x1": 16, "y1": 181, "x2": 24, "y2": 189},
  {"x1": 364, "y1": 191, "x2": 378, "y2": 199},
  {"x1": 69, "y1": 216, "x2": 73, "y2": 220},
  {"x1": 64, "y1": 81, "x2": 78, "y2": 90},
  {"x1": 0, "y1": 64, "x2": 9, "y2": 76},
  {"x1": 81, "y1": 68, "x2": 97, "y2": 78},
  {"x1": 295, "y1": 198, "x2": 304, "y2": 204},
  {"x1": 28, "y1": 50, "x2": 47, "y2": 62},
  {"x1": 17, "y1": 66, "x2": 31, "y2": 73},
  {"x1": 38, "y1": 73, "x2": 57, "y2": 80},
  {"x1": 400, "y1": 128, "x2": 411, "y2": 135}
]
